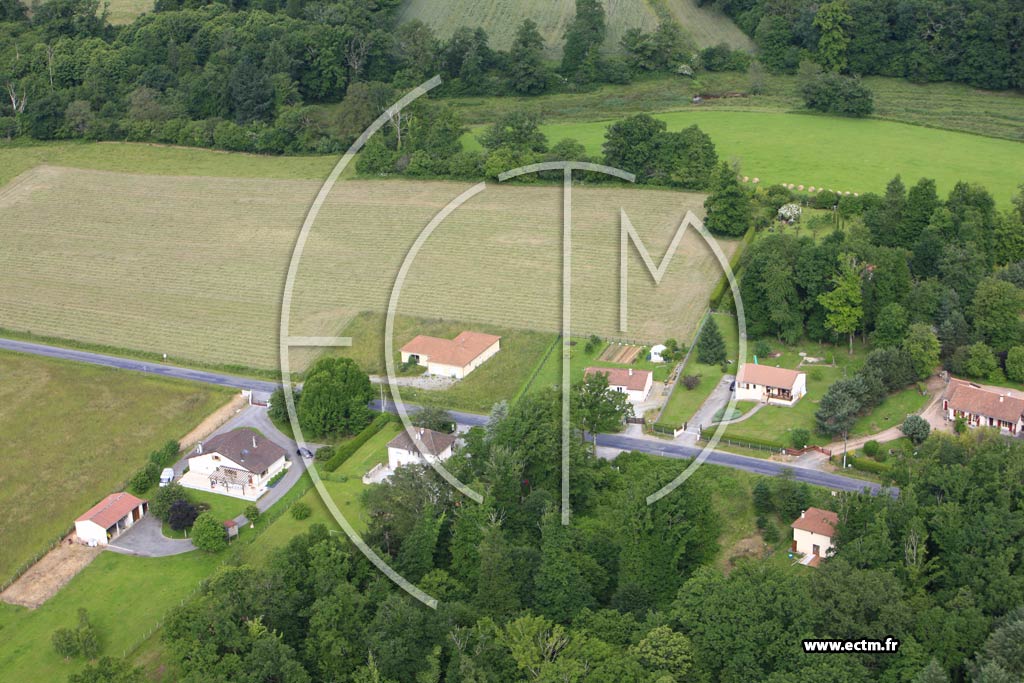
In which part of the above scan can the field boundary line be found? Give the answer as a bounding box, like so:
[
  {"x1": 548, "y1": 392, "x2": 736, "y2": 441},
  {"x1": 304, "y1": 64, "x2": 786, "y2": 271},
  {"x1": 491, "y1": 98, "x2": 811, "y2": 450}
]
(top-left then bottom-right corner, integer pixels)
[
  {"x1": 515, "y1": 333, "x2": 563, "y2": 402},
  {"x1": 655, "y1": 306, "x2": 710, "y2": 426}
]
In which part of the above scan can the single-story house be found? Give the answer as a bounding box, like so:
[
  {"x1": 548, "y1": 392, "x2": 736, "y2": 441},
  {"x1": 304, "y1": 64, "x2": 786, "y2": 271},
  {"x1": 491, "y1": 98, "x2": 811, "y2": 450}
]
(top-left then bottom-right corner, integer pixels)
[
  {"x1": 584, "y1": 366, "x2": 653, "y2": 403},
  {"x1": 791, "y1": 507, "x2": 838, "y2": 566},
  {"x1": 649, "y1": 344, "x2": 668, "y2": 363},
  {"x1": 75, "y1": 492, "x2": 148, "y2": 546},
  {"x1": 400, "y1": 331, "x2": 501, "y2": 379},
  {"x1": 735, "y1": 363, "x2": 807, "y2": 406},
  {"x1": 943, "y1": 378, "x2": 1024, "y2": 435},
  {"x1": 182, "y1": 428, "x2": 288, "y2": 500}
]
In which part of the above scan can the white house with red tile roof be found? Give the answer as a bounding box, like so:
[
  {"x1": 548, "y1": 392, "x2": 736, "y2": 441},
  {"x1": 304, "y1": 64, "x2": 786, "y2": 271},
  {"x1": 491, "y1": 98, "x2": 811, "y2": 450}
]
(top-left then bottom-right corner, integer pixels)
[
  {"x1": 791, "y1": 507, "x2": 838, "y2": 566},
  {"x1": 943, "y1": 378, "x2": 1024, "y2": 435},
  {"x1": 736, "y1": 363, "x2": 807, "y2": 406},
  {"x1": 584, "y1": 366, "x2": 653, "y2": 403},
  {"x1": 401, "y1": 331, "x2": 501, "y2": 379},
  {"x1": 75, "y1": 492, "x2": 148, "y2": 546}
]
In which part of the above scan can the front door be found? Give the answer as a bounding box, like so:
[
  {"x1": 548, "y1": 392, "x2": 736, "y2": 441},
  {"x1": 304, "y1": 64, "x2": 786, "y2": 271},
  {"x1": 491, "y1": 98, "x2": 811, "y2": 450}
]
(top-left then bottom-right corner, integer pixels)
[{"x1": 812, "y1": 544, "x2": 820, "y2": 556}]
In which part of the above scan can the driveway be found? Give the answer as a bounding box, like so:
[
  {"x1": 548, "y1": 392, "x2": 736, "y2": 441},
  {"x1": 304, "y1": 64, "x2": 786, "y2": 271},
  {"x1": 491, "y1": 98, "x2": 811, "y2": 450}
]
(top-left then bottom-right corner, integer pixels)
[
  {"x1": 110, "y1": 406, "x2": 317, "y2": 557},
  {"x1": 678, "y1": 374, "x2": 735, "y2": 439}
]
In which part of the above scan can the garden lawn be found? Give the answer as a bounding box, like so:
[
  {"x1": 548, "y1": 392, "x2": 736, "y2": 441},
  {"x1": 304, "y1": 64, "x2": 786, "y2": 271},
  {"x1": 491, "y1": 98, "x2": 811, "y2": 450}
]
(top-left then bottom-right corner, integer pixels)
[
  {"x1": 526, "y1": 337, "x2": 673, "y2": 395},
  {"x1": 337, "y1": 313, "x2": 558, "y2": 414},
  {"x1": 160, "y1": 488, "x2": 252, "y2": 539},
  {"x1": 463, "y1": 110, "x2": 1024, "y2": 203},
  {"x1": 0, "y1": 350, "x2": 233, "y2": 583},
  {"x1": 0, "y1": 551, "x2": 220, "y2": 683},
  {"x1": 850, "y1": 385, "x2": 930, "y2": 436},
  {"x1": 658, "y1": 313, "x2": 740, "y2": 428}
]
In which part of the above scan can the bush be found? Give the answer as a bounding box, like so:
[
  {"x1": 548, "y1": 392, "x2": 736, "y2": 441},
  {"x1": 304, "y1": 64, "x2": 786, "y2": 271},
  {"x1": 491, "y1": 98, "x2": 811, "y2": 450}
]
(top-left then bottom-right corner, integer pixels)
[
  {"x1": 900, "y1": 415, "x2": 931, "y2": 444},
  {"x1": 682, "y1": 374, "x2": 701, "y2": 390},
  {"x1": 800, "y1": 72, "x2": 874, "y2": 117},
  {"x1": 148, "y1": 440, "x2": 180, "y2": 468},
  {"x1": 788, "y1": 428, "x2": 810, "y2": 450},
  {"x1": 290, "y1": 502, "x2": 312, "y2": 520},
  {"x1": 862, "y1": 440, "x2": 881, "y2": 458},
  {"x1": 128, "y1": 462, "x2": 160, "y2": 495},
  {"x1": 191, "y1": 512, "x2": 228, "y2": 552},
  {"x1": 52, "y1": 628, "x2": 80, "y2": 660},
  {"x1": 584, "y1": 334, "x2": 602, "y2": 354},
  {"x1": 1005, "y1": 346, "x2": 1024, "y2": 382},
  {"x1": 752, "y1": 480, "x2": 773, "y2": 513},
  {"x1": 762, "y1": 521, "x2": 780, "y2": 544},
  {"x1": 244, "y1": 505, "x2": 261, "y2": 524},
  {"x1": 151, "y1": 483, "x2": 190, "y2": 521},
  {"x1": 849, "y1": 456, "x2": 893, "y2": 475},
  {"x1": 809, "y1": 190, "x2": 839, "y2": 209},
  {"x1": 167, "y1": 499, "x2": 200, "y2": 531},
  {"x1": 753, "y1": 340, "x2": 772, "y2": 359}
]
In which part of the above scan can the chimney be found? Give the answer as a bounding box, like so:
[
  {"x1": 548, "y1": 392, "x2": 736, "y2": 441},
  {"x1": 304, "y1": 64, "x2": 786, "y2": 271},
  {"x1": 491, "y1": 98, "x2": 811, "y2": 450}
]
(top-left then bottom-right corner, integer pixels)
[
  {"x1": 252, "y1": 434, "x2": 257, "y2": 448},
  {"x1": 419, "y1": 428, "x2": 425, "y2": 436},
  {"x1": 1000, "y1": 395, "x2": 1005, "y2": 403},
  {"x1": 197, "y1": 441, "x2": 203, "y2": 454},
  {"x1": 800, "y1": 510, "x2": 806, "y2": 518},
  {"x1": 628, "y1": 368, "x2": 634, "y2": 376}
]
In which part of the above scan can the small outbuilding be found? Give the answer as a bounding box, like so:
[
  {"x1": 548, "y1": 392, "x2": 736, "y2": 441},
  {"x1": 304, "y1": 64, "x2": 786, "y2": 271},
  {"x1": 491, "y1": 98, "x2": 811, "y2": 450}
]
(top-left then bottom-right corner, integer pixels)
[
  {"x1": 649, "y1": 344, "x2": 668, "y2": 363},
  {"x1": 584, "y1": 366, "x2": 653, "y2": 403},
  {"x1": 735, "y1": 363, "x2": 807, "y2": 406},
  {"x1": 790, "y1": 507, "x2": 838, "y2": 566},
  {"x1": 75, "y1": 492, "x2": 148, "y2": 546}
]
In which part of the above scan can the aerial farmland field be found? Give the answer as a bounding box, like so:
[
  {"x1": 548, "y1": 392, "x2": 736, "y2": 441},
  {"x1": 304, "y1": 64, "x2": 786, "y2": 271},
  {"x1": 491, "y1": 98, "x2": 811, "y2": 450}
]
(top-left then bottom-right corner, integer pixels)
[
  {"x1": 0, "y1": 350, "x2": 233, "y2": 584},
  {"x1": 0, "y1": 165, "x2": 733, "y2": 372}
]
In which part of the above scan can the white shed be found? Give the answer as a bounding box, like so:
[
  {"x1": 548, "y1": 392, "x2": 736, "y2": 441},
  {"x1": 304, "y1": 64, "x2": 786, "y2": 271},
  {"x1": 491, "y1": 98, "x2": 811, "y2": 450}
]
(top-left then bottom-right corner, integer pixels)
[{"x1": 75, "y1": 492, "x2": 148, "y2": 546}]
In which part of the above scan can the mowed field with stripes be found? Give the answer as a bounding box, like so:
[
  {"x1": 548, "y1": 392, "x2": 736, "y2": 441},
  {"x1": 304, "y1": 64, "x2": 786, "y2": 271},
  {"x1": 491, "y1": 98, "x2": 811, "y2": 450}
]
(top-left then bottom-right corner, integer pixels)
[{"x1": 0, "y1": 164, "x2": 735, "y2": 371}]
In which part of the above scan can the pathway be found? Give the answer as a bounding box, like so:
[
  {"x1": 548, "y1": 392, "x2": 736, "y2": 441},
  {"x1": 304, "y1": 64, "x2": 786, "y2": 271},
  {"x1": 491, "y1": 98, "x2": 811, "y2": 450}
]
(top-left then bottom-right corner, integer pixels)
[
  {"x1": 108, "y1": 406, "x2": 316, "y2": 557},
  {"x1": 678, "y1": 374, "x2": 736, "y2": 439}
]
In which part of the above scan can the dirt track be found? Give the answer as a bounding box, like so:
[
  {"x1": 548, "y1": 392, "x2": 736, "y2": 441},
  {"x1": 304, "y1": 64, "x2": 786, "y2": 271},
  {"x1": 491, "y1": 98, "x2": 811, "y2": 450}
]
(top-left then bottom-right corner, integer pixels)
[
  {"x1": 178, "y1": 392, "x2": 247, "y2": 450},
  {"x1": 0, "y1": 538, "x2": 100, "y2": 609}
]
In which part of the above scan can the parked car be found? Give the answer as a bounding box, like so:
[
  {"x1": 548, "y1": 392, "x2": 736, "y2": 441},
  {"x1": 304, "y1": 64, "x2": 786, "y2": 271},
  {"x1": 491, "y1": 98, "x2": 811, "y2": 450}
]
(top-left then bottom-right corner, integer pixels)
[
  {"x1": 297, "y1": 447, "x2": 314, "y2": 459},
  {"x1": 159, "y1": 468, "x2": 175, "y2": 486},
  {"x1": 729, "y1": 380, "x2": 736, "y2": 392}
]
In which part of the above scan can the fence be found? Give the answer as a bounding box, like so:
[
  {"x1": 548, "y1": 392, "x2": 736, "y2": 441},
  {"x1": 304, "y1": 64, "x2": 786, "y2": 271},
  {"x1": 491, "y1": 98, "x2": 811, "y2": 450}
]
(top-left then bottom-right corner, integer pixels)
[
  {"x1": 699, "y1": 429, "x2": 785, "y2": 454},
  {"x1": 784, "y1": 445, "x2": 833, "y2": 457},
  {"x1": 514, "y1": 333, "x2": 562, "y2": 400}
]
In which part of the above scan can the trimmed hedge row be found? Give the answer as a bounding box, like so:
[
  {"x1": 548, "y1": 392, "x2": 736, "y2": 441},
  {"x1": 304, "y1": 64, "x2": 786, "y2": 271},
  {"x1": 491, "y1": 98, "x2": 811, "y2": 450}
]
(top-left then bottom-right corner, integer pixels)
[
  {"x1": 700, "y1": 429, "x2": 785, "y2": 450},
  {"x1": 848, "y1": 456, "x2": 893, "y2": 475},
  {"x1": 321, "y1": 413, "x2": 395, "y2": 473}
]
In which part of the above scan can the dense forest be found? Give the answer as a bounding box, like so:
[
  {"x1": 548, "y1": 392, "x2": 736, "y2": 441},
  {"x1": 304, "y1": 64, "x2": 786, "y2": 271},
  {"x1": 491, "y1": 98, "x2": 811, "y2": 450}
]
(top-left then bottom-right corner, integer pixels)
[
  {"x1": 69, "y1": 388, "x2": 1024, "y2": 683},
  {"x1": 701, "y1": 0, "x2": 1024, "y2": 90},
  {"x1": 1, "y1": 0, "x2": 1020, "y2": 155}
]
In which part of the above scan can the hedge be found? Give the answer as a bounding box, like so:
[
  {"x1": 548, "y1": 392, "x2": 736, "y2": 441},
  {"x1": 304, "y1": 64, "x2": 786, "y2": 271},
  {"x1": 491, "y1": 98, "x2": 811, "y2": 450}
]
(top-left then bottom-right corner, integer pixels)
[
  {"x1": 700, "y1": 429, "x2": 785, "y2": 450},
  {"x1": 848, "y1": 456, "x2": 893, "y2": 475},
  {"x1": 321, "y1": 412, "x2": 394, "y2": 472}
]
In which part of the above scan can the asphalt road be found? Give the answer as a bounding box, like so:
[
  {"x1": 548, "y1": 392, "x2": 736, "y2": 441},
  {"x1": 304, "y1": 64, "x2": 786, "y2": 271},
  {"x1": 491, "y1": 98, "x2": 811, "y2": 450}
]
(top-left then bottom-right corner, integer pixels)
[
  {"x1": 0, "y1": 338, "x2": 280, "y2": 393},
  {"x1": 4, "y1": 338, "x2": 891, "y2": 496}
]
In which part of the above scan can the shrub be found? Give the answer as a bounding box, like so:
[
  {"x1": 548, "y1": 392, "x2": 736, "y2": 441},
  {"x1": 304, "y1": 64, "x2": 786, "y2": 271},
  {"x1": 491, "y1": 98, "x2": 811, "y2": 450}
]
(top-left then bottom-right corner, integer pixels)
[
  {"x1": 762, "y1": 521, "x2": 780, "y2": 544},
  {"x1": 788, "y1": 428, "x2": 811, "y2": 450},
  {"x1": 167, "y1": 499, "x2": 200, "y2": 531},
  {"x1": 128, "y1": 462, "x2": 160, "y2": 495},
  {"x1": 901, "y1": 415, "x2": 931, "y2": 444},
  {"x1": 191, "y1": 512, "x2": 228, "y2": 552},
  {"x1": 76, "y1": 609, "x2": 100, "y2": 659},
  {"x1": 290, "y1": 502, "x2": 312, "y2": 520},
  {"x1": 151, "y1": 483, "x2": 190, "y2": 521},
  {"x1": 1006, "y1": 346, "x2": 1024, "y2": 382},
  {"x1": 584, "y1": 334, "x2": 602, "y2": 354},
  {"x1": 862, "y1": 440, "x2": 881, "y2": 458},
  {"x1": 961, "y1": 342, "x2": 999, "y2": 379},
  {"x1": 849, "y1": 456, "x2": 893, "y2": 475},
  {"x1": 954, "y1": 416, "x2": 967, "y2": 434},
  {"x1": 752, "y1": 480, "x2": 773, "y2": 513},
  {"x1": 800, "y1": 72, "x2": 874, "y2": 117},
  {"x1": 148, "y1": 440, "x2": 180, "y2": 467},
  {"x1": 809, "y1": 190, "x2": 838, "y2": 209},
  {"x1": 244, "y1": 505, "x2": 261, "y2": 524},
  {"x1": 52, "y1": 628, "x2": 80, "y2": 660},
  {"x1": 753, "y1": 340, "x2": 772, "y2": 359},
  {"x1": 682, "y1": 374, "x2": 701, "y2": 390}
]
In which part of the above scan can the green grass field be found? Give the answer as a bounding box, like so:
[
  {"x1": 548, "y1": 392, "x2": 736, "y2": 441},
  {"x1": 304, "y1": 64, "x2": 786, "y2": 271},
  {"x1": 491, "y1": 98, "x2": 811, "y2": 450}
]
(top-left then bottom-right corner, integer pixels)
[
  {"x1": 658, "y1": 312, "x2": 740, "y2": 427},
  {"x1": 106, "y1": 0, "x2": 152, "y2": 24},
  {"x1": 446, "y1": 72, "x2": 1024, "y2": 142},
  {"x1": 0, "y1": 350, "x2": 233, "y2": 583},
  {"x1": 465, "y1": 110, "x2": 1024, "y2": 202},
  {"x1": 0, "y1": 166, "x2": 728, "y2": 372},
  {"x1": 0, "y1": 550, "x2": 221, "y2": 682}
]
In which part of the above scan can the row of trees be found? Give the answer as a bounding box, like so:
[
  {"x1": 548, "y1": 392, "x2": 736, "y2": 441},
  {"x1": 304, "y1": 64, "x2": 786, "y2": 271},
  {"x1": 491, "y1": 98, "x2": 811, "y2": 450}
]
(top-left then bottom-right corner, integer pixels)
[{"x1": 707, "y1": 0, "x2": 1024, "y2": 90}]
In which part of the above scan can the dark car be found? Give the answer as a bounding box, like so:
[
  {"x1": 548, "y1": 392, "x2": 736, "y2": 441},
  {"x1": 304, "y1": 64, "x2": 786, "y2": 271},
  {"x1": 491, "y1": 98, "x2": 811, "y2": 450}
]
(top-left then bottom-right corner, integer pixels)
[
  {"x1": 729, "y1": 380, "x2": 736, "y2": 391},
  {"x1": 297, "y1": 447, "x2": 314, "y2": 459}
]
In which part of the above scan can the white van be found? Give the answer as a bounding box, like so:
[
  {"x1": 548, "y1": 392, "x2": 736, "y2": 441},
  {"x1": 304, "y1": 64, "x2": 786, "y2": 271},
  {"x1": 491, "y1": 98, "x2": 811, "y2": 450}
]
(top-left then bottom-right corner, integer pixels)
[{"x1": 159, "y1": 468, "x2": 175, "y2": 487}]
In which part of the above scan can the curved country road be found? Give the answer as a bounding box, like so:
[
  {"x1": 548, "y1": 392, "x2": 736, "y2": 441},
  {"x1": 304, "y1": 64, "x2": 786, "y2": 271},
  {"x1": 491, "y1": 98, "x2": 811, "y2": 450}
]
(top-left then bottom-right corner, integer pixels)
[{"x1": 2, "y1": 337, "x2": 894, "y2": 498}]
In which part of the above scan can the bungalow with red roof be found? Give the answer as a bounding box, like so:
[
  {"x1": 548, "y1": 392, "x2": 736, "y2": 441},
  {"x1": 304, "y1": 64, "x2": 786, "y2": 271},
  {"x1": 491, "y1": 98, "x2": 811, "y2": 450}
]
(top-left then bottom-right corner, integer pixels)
[
  {"x1": 584, "y1": 366, "x2": 653, "y2": 403},
  {"x1": 75, "y1": 492, "x2": 148, "y2": 546},
  {"x1": 735, "y1": 363, "x2": 807, "y2": 406},
  {"x1": 791, "y1": 507, "x2": 838, "y2": 566},
  {"x1": 401, "y1": 331, "x2": 501, "y2": 379},
  {"x1": 943, "y1": 378, "x2": 1024, "y2": 435},
  {"x1": 180, "y1": 428, "x2": 289, "y2": 500},
  {"x1": 363, "y1": 427, "x2": 458, "y2": 484}
]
